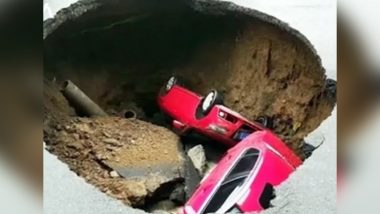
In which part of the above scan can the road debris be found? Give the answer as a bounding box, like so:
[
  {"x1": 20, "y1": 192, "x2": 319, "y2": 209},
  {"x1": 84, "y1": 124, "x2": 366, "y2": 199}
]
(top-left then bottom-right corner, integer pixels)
[
  {"x1": 44, "y1": 113, "x2": 186, "y2": 206},
  {"x1": 187, "y1": 145, "x2": 207, "y2": 177}
]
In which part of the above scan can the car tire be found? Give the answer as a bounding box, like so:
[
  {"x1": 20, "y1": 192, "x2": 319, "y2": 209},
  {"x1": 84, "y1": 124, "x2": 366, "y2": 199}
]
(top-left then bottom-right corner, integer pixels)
[
  {"x1": 255, "y1": 116, "x2": 273, "y2": 129},
  {"x1": 165, "y1": 76, "x2": 177, "y2": 92},
  {"x1": 159, "y1": 76, "x2": 178, "y2": 96},
  {"x1": 201, "y1": 90, "x2": 223, "y2": 115}
]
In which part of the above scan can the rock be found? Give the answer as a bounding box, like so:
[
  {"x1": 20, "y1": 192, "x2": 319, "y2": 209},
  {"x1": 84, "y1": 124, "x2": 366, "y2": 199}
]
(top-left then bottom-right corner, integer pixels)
[
  {"x1": 187, "y1": 144, "x2": 207, "y2": 176},
  {"x1": 148, "y1": 200, "x2": 177, "y2": 213},
  {"x1": 124, "y1": 180, "x2": 148, "y2": 204},
  {"x1": 73, "y1": 133, "x2": 80, "y2": 140},
  {"x1": 109, "y1": 170, "x2": 119, "y2": 178},
  {"x1": 103, "y1": 138, "x2": 122, "y2": 147},
  {"x1": 102, "y1": 131, "x2": 111, "y2": 138},
  {"x1": 94, "y1": 153, "x2": 108, "y2": 161},
  {"x1": 169, "y1": 184, "x2": 186, "y2": 204},
  {"x1": 66, "y1": 141, "x2": 83, "y2": 150},
  {"x1": 144, "y1": 175, "x2": 168, "y2": 194},
  {"x1": 183, "y1": 155, "x2": 201, "y2": 200}
]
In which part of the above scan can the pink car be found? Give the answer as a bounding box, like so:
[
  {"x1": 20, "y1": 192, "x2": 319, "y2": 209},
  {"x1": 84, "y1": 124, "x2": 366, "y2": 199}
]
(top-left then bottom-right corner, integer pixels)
[
  {"x1": 183, "y1": 130, "x2": 302, "y2": 214},
  {"x1": 157, "y1": 77, "x2": 271, "y2": 147}
]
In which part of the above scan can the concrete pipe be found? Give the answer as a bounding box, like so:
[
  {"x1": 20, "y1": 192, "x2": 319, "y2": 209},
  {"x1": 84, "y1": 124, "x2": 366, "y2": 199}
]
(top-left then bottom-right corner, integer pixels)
[{"x1": 61, "y1": 80, "x2": 108, "y2": 117}]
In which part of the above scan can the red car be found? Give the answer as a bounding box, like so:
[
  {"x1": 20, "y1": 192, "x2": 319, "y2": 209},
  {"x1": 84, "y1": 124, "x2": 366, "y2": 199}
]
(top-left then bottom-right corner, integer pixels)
[
  {"x1": 157, "y1": 77, "x2": 271, "y2": 147},
  {"x1": 182, "y1": 130, "x2": 302, "y2": 214}
]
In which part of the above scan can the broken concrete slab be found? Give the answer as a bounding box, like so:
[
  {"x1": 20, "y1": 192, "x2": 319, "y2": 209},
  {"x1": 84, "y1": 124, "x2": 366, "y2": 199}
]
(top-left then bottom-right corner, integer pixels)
[
  {"x1": 183, "y1": 155, "x2": 202, "y2": 200},
  {"x1": 187, "y1": 144, "x2": 207, "y2": 177},
  {"x1": 44, "y1": 114, "x2": 186, "y2": 207},
  {"x1": 100, "y1": 124, "x2": 185, "y2": 182}
]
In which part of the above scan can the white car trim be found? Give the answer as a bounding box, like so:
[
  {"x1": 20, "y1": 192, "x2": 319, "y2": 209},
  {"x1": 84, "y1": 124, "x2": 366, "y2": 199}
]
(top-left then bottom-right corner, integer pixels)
[
  {"x1": 266, "y1": 144, "x2": 295, "y2": 169},
  {"x1": 236, "y1": 143, "x2": 295, "y2": 206},
  {"x1": 265, "y1": 144, "x2": 283, "y2": 158},
  {"x1": 216, "y1": 183, "x2": 244, "y2": 213},
  {"x1": 197, "y1": 148, "x2": 263, "y2": 214},
  {"x1": 185, "y1": 206, "x2": 197, "y2": 214},
  {"x1": 236, "y1": 157, "x2": 264, "y2": 205}
]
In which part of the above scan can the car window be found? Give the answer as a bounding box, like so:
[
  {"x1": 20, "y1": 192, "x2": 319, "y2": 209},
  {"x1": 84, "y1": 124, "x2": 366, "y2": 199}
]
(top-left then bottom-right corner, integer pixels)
[
  {"x1": 227, "y1": 149, "x2": 259, "y2": 178},
  {"x1": 203, "y1": 176, "x2": 246, "y2": 214},
  {"x1": 202, "y1": 148, "x2": 260, "y2": 214},
  {"x1": 218, "y1": 110, "x2": 238, "y2": 123}
]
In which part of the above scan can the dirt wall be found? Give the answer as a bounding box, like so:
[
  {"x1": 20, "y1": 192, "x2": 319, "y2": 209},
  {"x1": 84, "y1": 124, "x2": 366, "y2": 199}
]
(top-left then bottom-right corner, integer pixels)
[{"x1": 44, "y1": 0, "x2": 335, "y2": 157}]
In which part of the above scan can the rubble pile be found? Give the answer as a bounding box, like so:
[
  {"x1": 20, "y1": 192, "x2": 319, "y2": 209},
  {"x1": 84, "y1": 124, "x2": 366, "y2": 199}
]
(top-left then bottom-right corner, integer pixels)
[
  {"x1": 45, "y1": 115, "x2": 187, "y2": 207},
  {"x1": 44, "y1": 82, "x2": 191, "y2": 209}
]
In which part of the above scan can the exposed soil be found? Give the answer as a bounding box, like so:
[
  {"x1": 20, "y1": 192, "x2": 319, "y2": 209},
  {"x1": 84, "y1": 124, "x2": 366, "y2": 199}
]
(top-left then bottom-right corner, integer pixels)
[
  {"x1": 44, "y1": 82, "x2": 185, "y2": 207},
  {"x1": 175, "y1": 21, "x2": 335, "y2": 155},
  {"x1": 44, "y1": 0, "x2": 336, "y2": 157}
]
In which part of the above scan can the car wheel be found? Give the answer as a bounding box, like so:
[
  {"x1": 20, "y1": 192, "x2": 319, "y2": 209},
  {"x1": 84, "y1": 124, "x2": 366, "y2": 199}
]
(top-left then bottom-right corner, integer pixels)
[
  {"x1": 201, "y1": 90, "x2": 223, "y2": 115},
  {"x1": 255, "y1": 116, "x2": 273, "y2": 129},
  {"x1": 165, "y1": 76, "x2": 177, "y2": 92}
]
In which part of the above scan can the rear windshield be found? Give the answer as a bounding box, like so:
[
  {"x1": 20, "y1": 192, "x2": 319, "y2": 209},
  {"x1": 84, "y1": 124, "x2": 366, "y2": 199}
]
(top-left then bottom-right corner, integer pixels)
[{"x1": 202, "y1": 148, "x2": 260, "y2": 213}]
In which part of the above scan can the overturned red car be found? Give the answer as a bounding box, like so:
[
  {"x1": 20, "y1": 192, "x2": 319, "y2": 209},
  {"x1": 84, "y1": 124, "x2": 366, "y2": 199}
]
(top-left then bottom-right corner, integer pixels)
[
  {"x1": 157, "y1": 76, "x2": 271, "y2": 147},
  {"x1": 182, "y1": 130, "x2": 302, "y2": 214}
]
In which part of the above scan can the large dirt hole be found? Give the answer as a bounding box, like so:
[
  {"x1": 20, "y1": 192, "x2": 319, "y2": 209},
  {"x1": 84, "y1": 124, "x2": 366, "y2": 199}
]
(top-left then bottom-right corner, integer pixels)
[{"x1": 44, "y1": 0, "x2": 336, "y2": 212}]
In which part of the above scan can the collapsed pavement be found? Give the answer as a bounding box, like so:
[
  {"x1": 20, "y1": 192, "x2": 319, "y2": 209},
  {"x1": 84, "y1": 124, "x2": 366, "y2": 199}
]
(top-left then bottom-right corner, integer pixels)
[
  {"x1": 43, "y1": 0, "x2": 337, "y2": 213},
  {"x1": 44, "y1": 81, "x2": 199, "y2": 211},
  {"x1": 44, "y1": 113, "x2": 188, "y2": 207}
]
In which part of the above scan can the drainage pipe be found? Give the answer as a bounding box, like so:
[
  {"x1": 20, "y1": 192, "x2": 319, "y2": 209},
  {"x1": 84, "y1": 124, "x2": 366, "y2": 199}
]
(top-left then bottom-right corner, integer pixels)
[{"x1": 61, "y1": 80, "x2": 108, "y2": 117}]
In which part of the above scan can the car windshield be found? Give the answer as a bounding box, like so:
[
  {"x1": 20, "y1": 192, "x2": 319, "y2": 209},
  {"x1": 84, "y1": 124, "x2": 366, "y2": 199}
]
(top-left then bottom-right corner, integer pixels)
[{"x1": 202, "y1": 148, "x2": 260, "y2": 214}]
